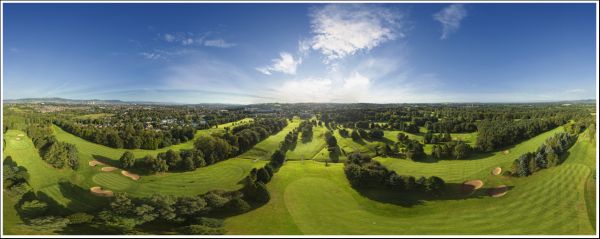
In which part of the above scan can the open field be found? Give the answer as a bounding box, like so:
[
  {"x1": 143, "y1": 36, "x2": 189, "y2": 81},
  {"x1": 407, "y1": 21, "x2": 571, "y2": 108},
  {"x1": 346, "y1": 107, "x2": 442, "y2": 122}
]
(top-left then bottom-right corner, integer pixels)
[{"x1": 225, "y1": 131, "x2": 596, "y2": 234}]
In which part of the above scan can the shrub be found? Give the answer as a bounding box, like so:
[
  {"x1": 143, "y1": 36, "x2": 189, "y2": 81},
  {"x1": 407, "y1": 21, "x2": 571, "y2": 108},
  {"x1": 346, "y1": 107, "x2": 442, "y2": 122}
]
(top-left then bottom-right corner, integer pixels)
[{"x1": 67, "y1": 212, "x2": 94, "y2": 225}]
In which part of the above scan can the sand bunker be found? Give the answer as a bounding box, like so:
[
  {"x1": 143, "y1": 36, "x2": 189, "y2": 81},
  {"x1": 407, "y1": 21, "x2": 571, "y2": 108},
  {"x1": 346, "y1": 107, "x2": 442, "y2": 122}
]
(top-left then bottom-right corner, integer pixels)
[
  {"x1": 17, "y1": 134, "x2": 25, "y2": 137},
  {"x1": 461, "y1": 180, "x2": 484, "y2": 195},
  {"x1": 90, "y1": 186, "x2": 114, "y2": 197},
  {"x1": 88, "y1": 160, "x2": 106, "y2": 167},
  {"x1": 15, "y1": 137, "x2": 21, "y2": 141},
  {"x1": 121, "y1": 170, "x2": 140, "y2": 181},
  {"x1": 487, "y1": 185, "x2": 508, "y2": 197},
  {"x1": 502, "y1": 150, "x2": 510, "y2": 155},
  {"x1": 101, "y1": 167, "x2": 117, "y2": 172},
  {"x1": 492, "y1": 167, "x2": 502, "y2": 175}
]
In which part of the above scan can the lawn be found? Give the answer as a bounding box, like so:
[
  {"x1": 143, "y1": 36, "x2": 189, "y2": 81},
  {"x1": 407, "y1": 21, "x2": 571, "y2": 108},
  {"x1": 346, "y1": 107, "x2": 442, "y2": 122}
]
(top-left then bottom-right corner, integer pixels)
[{"x1": 225, "y1": 129, "x2": 596, "y2": 234}]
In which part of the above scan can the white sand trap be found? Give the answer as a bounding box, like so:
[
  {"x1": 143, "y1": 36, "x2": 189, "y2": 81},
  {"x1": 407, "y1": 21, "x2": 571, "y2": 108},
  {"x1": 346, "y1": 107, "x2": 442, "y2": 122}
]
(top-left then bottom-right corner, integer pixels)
[
  {"x1": 88, "y1": 160, "x2": 106, "y2": 167},
  {"x1": 492, "y1": 167, "x2": 502, "y2": 175},
  {"x1": 90, "y1": 186, "x2": 114, "y2": 197},
  {"x1": 121, "y1": 170, "x2": 140, "y2": 181},
  {"x1": 461, "y1": 180, "x2": 484, "y2": 195},
  {"x1": 15, "y1": 137, "x2": 21, "y2": 141},
  {"x1": 502, "y1": 150, "x2": 510, "y2": 155},
  {"x1": 488, "y1": 185, "x2": 508, "y2": 197},
  {"x1": 101, "y1": 167, "x2": 117, "y2": 172},
  {"x1": 17, "y1": 134, "x2": 25, "y2": 137}
]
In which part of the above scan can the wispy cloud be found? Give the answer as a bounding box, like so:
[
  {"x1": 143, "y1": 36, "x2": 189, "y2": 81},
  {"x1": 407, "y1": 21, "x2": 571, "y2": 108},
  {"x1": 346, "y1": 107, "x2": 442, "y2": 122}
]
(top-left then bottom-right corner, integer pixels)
[
  {"x1": 140, "y1": 52, "x2": 164, "y2": 60},
  {"x1": 308, "y1": 4, "x2": 404, "y2": 62},
  {"x1": 160, "y1": 32, "x2": 235, "y2": 48},
  {"x1": 434, "y1": 4, "x2": 467, "y2": 40},
  {"x1": 256, "y1": 52, "x2": 302, "y2": 75},
  {"x1": 203, "y1": 39, "x2": 236, "y2": 48}
]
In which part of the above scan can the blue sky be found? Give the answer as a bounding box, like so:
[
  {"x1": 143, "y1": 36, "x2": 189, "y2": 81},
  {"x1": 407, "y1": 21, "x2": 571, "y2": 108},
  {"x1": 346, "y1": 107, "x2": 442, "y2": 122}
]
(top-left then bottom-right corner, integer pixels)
[{"x1": 3, "y1": 3, "x2": 597, "y2": 104}]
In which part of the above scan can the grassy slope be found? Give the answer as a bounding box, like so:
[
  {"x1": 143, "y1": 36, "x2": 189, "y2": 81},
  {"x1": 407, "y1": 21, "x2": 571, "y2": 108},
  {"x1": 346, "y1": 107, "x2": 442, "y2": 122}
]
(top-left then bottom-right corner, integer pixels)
[
  {"x1": 52, "y1": 117, "x2": 254, "y2": 160},
  {"x1": 225, "y1": 126, "x2": 596, "y2": 235},
  {"x1": 377, "y1": 126, "x2": 564, "y2": 183},
  {"x1": 239, "y1": 119, "x2": 300, "y2": 161},
  {"x1": 2, "y1": 120, "x2": 267, "y2": 211}
]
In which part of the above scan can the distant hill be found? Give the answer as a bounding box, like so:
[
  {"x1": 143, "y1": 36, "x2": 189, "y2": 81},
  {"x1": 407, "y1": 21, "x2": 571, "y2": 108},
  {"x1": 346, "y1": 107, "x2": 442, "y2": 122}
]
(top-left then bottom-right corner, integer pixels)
[
  {"x1": 2, "y1": 97, "x2": 244, "y2": 107},
  {"x1": 3, "y1": 97, "x2": 596, "y2": 106}
]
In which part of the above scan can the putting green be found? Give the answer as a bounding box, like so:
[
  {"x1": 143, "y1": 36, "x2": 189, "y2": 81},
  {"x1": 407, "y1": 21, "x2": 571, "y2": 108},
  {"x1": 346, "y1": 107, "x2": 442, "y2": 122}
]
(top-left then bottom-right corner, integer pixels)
[{"x1": 92, "y1": 173, "x2": 134, "y2": 191}]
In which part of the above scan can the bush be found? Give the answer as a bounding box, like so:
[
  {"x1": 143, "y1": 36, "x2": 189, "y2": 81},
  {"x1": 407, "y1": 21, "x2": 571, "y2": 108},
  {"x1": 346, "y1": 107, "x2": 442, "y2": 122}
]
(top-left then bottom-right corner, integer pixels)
[
  {"x1": 195, "y1": 217, "x2": 224, "y2": 228},
  {"x1": 182, "y1": 224, "x2": 226, "y2": 235},
  {"x1": 225, "y1": 197, "x2": 251, "y2": 213},
  {"x1": 67, "y1": 212, "x2": 94, "y2": 225},
  {"x1": 20, "y1": 200, "x2": 48, "y2": 218}
]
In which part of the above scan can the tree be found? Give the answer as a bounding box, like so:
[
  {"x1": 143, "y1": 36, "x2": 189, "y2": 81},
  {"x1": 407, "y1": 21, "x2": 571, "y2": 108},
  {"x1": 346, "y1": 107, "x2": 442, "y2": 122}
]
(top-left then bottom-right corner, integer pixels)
[
  {"x1": 397, "y1": 132, "x2": 409, "y2": 143},
  {"x1": 165, "y1": 149, "x2": 182, "y2": 169},
  {"x1": 181, "y1": 224, "x2": 226, "y2": 235},
  {"x1": 452, "y1": 142, "x2": 469, "y2": 159},
  {"x1": 67, "y1": 213, "x2": 94, "y2": 225},
  {"x1": 151, "y1": 158, "x2": 169, "y2": 172},
  {"x1": 256, "y1": 167, "x2": 271, "y2": 183},
  {"x1": 351, "y1": 130, "x2": 361, "y2": 142},
  {"x1": 20, "y1": 200, "x2": 48, "y2": 218},
  {"x1": 424, "y1": 176, "x2": 445, "y2": 196},
  {"x1": 405, "y1": 140, "x2": 425, "y2": 161},
  {"x1": 325, "y1": 131, "x2": 338, "y2": 147},
  {"x1": 225, "y1": 197, "x2": 251, "y2": 213},
  {"x1": 270, "y1": 149, "x2": 285, "y2": 169},
  {"x1": 28, "y1": 216, "x2": 69, "y2": 232},
  {"x1": 119, "y1": 151, "x2": 136, "y2": 169},
  {"x1": 369, "y1": 129, "x2": 384, "y2": 140}
]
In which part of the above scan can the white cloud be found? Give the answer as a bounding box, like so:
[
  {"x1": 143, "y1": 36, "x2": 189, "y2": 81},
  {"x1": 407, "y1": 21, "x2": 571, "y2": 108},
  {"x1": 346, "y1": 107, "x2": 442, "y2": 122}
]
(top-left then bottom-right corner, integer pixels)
[
  {"x1": 203, "y1": 39, "x2": 236, "y2": 48},
  {"x1": 164, "y1": 33, "x2": 176, "y2": 42},
  {"x1": 160, "y1": 32, "x2": 235, "y2": 48},
  {"x1": 140, "y1": 52, "x2": 163, "y2": 60},
  {"x1": 309, "y1": 4, "x2": 404, "y2": 62},
  {"x1": 182, "y1": 38, "x2": 194, "y2": 45},
  {"x1": 256, "y1": 52, "x2": 302, "y2": 75},
  {"x1": 277, "y1": 78, "x2": 333, "y2": 102},
  {"x1": 434, "y1": 4, "x2": 467, "y2": 40},
  {"x1": 274, "y1": 72, "x2": 375, "y2": 103}
]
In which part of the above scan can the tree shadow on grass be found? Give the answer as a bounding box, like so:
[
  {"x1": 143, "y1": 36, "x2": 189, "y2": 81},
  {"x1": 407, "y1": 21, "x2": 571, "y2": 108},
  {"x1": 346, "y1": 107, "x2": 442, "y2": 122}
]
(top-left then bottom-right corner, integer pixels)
[
  {"x1": 353, "y1": 183, "x2": 515, "y2": 208},
  {"x1": 58, "y1": 181, "x2": 110, "y2": 213},
  {"x1": 91, "y1": 154, "x2": 119, "y2": 167}
]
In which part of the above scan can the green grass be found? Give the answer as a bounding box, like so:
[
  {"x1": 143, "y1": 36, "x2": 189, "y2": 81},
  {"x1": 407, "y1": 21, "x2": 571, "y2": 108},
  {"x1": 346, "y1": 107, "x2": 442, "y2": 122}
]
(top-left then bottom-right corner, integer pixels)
[
  {"x1": 2, "y1": 125, "x2": 267, "y2": 211},
  {"x1": 52, "y1": 117, "x2": 254, "y2": 160},
  {"x1": 377, "y1": 126, "x2": 565, "y2": 183},
  {"x1": 239, "y1": 119, "x2": 299, "y2": 160},
  {"x1": 286, "y1": 125, "x2": 328, "y2": 160},
  {"x1": 73, "y1": 113, "x2": 114, "y2": 120},
  {"x1": 3, "y1": 117, "x2": 595, "y2": 235},
  {"x1": 451, "y1": 132, "x2": 478, "y2": 145},
  {"x1": 225, "y1": 132, "x2": 596, "y2": 234}
]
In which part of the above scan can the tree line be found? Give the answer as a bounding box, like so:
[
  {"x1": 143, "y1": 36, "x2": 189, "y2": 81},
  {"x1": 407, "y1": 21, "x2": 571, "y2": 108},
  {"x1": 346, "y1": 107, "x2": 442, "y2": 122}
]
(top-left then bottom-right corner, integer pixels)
[
  {"x1": 510, "y1": 131, "x2": 579, "y2": 177},
  {"x1": 26, "y1": 124, "x2": 79, "y2": 170},
  {"x1": 120, "y1": 118, "x2": 288, "y2": 173},
  {"x1": 475, "y1": 116, "x2": 571, "y2": 152},
  {"x1": 54, "y1": 120, "x2": 196, "y2": 150},
  {"x1": 344, "y1": 153, "x2": 445, "y2": 196}
]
